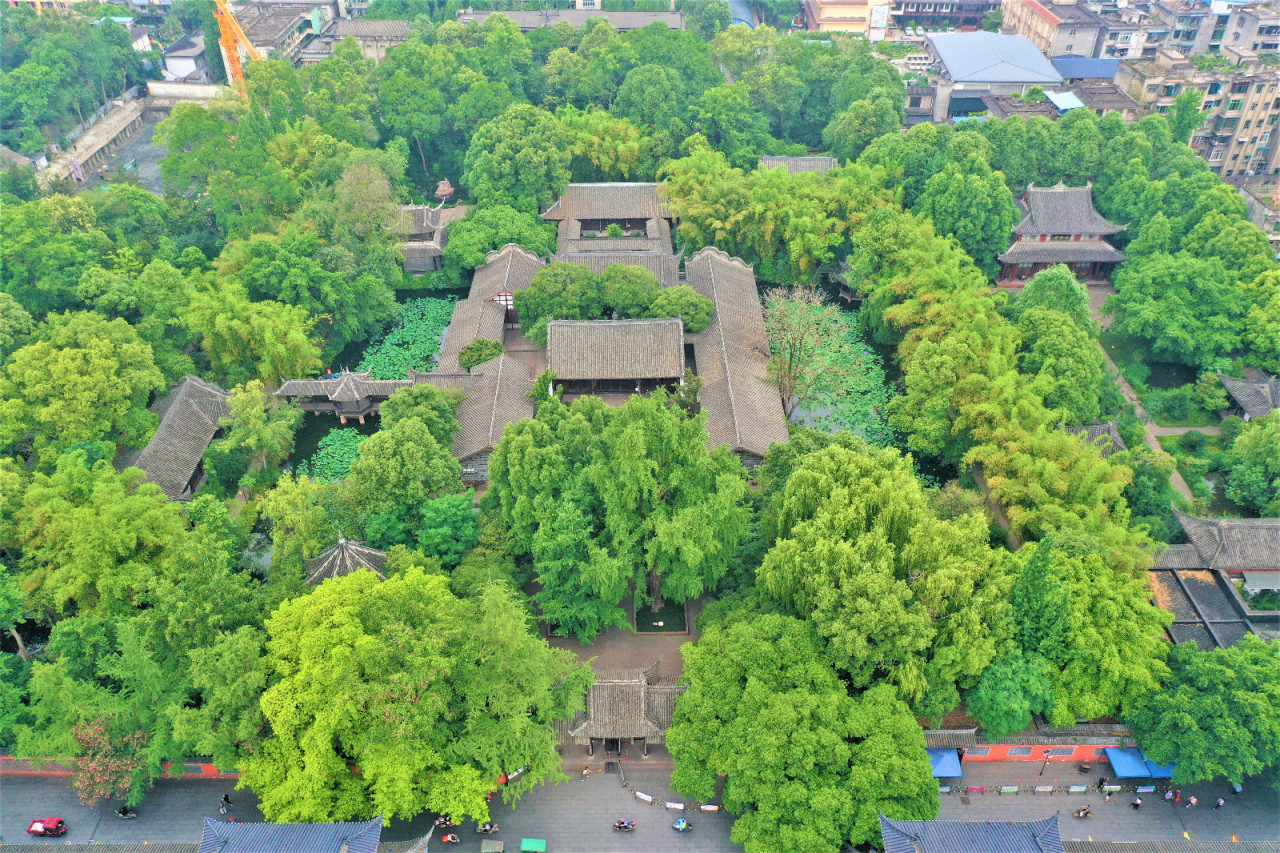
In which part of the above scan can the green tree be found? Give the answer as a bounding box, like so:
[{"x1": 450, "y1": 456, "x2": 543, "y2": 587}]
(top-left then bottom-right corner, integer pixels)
[
  {"x1": 458, "y1": 338, "x2": 505, "y2": 371},
  {"x1": 1169, "y1": 88, "x2": 1207, "y2": 144},
  {"x1": 215, "y1": 380, "x2": 303, "y2": 495},
  {"x1": 644, "y1": 284, "x2": 714, "y2": 332},
  {"x1": 241, "y1": 567, "x2": 589, "y2": 822},
  {"x1": 690, "y1": 82, "x2": 776, "y2": 170},
  {"x1": 822, "y1": 98, "x2": 901, "y2": 163},
  {"x1": 187, "y1": 284, "x2": 322, "y2": 386},
  {"x1": 758, "y1": 443, "x2": 1012, "y2": 719},
  {"x1": 0, "y1": 292, "x2": 35, "y2": 358},
  {"x1": 600, "y1": 264, "x2": 660, "y2": 317},
  {"x1": 679, "y1": 0, "x2": 732, "y2": 40},
  {"x1": 1225, "y1": 412, "x2": 1280, "y2": 515},
  {"x1": 0, "y1": 311, "x2": 164, "y2": 460},
  {"x1": 0, "y1": 194, "x2": 113, "y2": 317},
  {"x1": 513, "y1": 262, "x2": 603, "y2": 346},
  {"x1": 1017, "y1": 307, "x2": 1107, "y2": 426},
  {"x1": 964, "y1": 649, "x2": 1054, "y2": 739},
  {"x1": 1124, "y1": 635, "x2": 1280, "y2": 785},
  {"x1": 462, "y1": 104, "x2": 571, "y2": 215},
  {"x1": 1013, "y1": 264, "x2": 1093, "y2": 330},
  {"x1": 762, "y1": 286, "x2": 868, "y2": 420},
  {"x1": 441, "y1": 206, "x2": 557, "y2": 287},
  {"x1": 347, "y1": 417, "x2": 463, "y2": 516},
  {"x1": 668, "y1": 610, "x2": 938, "y2": 853},
  {"x1": 415, "y1": 492, "x2": 479, "y2": 569},
  {"x1": 914, "y1": 156, "x2": 1019, "y2": 279},
  {"x1": 379, "y1": 383, "x2": 462, "y2": 445}
]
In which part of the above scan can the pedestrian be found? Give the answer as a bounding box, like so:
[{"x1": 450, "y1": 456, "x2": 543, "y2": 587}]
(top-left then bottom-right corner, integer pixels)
[
  {"x1": 1233, "y1": 784, "x2": 1243, "y2": 795},
  {"x1": 219, "y1": 794, "x2": 231, "y2": 815},
  {"x1": 1164, "y1": 790, "x2": 1174, "y2": 803},
  {"x1": 1186, "y1": 795, "x2": 1198, "y2": 809},
  {"x1": 1215, "y1": 797, "x2": 1225, "y2": 810},
  {"x1": 1106, "y1": 791, "x2": 1114, "y2": 803},
  {"x1": 1098, "y1": 777, "x2": 1107, "y2": 791},
  {"x1": 1132, "y1": 797, "x2": 1143, "y2": 810},
  {"x1": 1175, "y1": 788, "x2": 1182, "y2": 802}
]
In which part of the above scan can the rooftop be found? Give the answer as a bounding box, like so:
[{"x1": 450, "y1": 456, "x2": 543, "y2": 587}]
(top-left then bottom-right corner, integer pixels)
[
  {"x1": 556, "y1": 663, "x2": 685, "y2": 745},
  {"x1": 164, "y1": 30, "x2": 206, "y2": 57},
  {"x1": 547, "y1": 319, "x2": 685, "y2": 381},
  {"x1": 542, "y1": 183, "x2": 669, "y2": 222},
  {"x1": 928, "y1": 32, "x2": 1064, "y2": 84},
  {"x1": 331, "y1": 17, "x2": 409, "y2": 37},
  {"x1": 1013, "y1": 183, "x2": 1126, "y2": 236},
  {"x1": 1063, "y1": 420, "x2": 1128, "y2": 456},
  {"x1": 197, "y1": 815, "x2": 381, "y2": 853},
  {"x1": 123, "y1": 376, "x2": 230, "y2": 502},
  {"x1": 758, "y1": 154, "x2": 840, "y2": 174},
  {"x1": 1173, "y1": 508, "x2": 1280, "y2": 571},
  {"x1": 304, "y1": 538, "x2": 387, "y2": 585},
  {"x1": 1220, "y1": 372, "x2": 1279, "y2": 419},
  {"x1": 880, "y1": 812, "x2": 1064, "y2": 853},
  {"x1": 1052, "y1": 55, "x2": 1120, "y2": 80}
]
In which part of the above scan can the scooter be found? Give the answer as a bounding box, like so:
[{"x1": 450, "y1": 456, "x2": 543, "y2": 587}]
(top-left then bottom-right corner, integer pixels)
[
  {"x1": 1072, "y1": 807, "x2": 1093, "y2": 819},
  {"x1": 439, "y1": 833, "x2": 460, "y2": 844},
  {"x1": 613, "y1": 820, "x2": 636, "y2": 832},
  {"x1": 115, "y1": 807, "x2": 137, "y2": 820},
  {"x1": 477, "y1": 823, "x2": 500, "y2": 834},
  {"x1": 434, "y1": 818, "x2": 457, "y2": 828},
  {"x1": 672, "y1": 818, "x2": 692, "y2": 832}
]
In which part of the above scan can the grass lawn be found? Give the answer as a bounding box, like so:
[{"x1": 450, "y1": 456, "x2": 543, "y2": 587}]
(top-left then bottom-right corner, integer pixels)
[{"x1": 634, "y1": 598, "x2": 688, "y2": 633}]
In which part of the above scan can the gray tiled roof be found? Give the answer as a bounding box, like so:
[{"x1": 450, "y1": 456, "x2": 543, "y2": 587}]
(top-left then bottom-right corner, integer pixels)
[
  {"x1": 198, "y1": 816, "x2": 381, "y2": 853},
  {"x1": 684, "y1": 248, "x2": 790, "y2": 459},
  {"x1": 1063, "y1": 420, "x2": 1127, "y2": 456},
  {"x1": 1220, "y1": 372, "x2": 1279, "y2": 419},
  {"x1": 562, "y1": 663, "x2": 684, "y2": 745},
  {"x1": 435, "y1": 244, "x2": 543, "y2": 374},
  {"x1": 880, "y1": 813, "x2": 1063, "y2": 853},
  {"x1": 331, "y1": 17, "x2": 410, "y2": 38},
  {"x1": 1013, "y1": 184, "x2": 1126, "y2": 236},
  {"x1": 275, "y1": 372, "x2": 414, "y2": 403},
  {"x1": 1174, "y1": 509, "x2": 1280, "y2": 571},
  {"x1": 928, "y1": 32, "x2": 1064, "y2": 83},
  {"x1": 542, "y1": 183, "x2": 669, "y2": 222},
  {"x1": 1152, "y1": 543, "x2": 1204, "y2": 569},
  {"x1": 758, "y1": 155, "x2": 839, "y2": 174},
  {"x1": 553, "y1": 251, "x2": 682, "y2": 286},
  {"x1": 999, "y1": 239, "x2": 1127, "y2": 264},
  {"x1": 415, "y1": 356, "x2": 536, "y2": 460},
  {"x1": 129, "y1": 376, "x2": 230, "y2": 502},
  {"x1": 1063, "y1": 843, "x2": 1280, "y2": 853},
  {"x1": 305, "y1": 538, "x2": 387, "y2": 585},
  {"x1": 547, "y1": 319, "x2": 685, "y2": 381}
]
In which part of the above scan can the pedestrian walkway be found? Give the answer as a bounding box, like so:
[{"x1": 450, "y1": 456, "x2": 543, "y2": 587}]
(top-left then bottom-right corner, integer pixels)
[{"x1": 938, "y1": 761, "x2": 1280, "y2": 843}]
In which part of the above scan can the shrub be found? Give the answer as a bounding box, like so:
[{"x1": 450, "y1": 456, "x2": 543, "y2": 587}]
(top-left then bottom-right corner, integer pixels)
[
  {"x1": 299, "y1": 428, "x2": 368, "y2": 482},
  {"x1": 606, "y1": 223, "x2": 625, "y2": 237},
  {"x1": 459, "y1": 338, "x2": 504, "y2": 371}
]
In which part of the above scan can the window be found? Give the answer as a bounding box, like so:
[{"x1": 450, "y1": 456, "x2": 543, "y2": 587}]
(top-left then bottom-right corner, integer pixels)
[
  {"x1": 1066, "y1": 44, "x2": 1074, "y2": 51},
  {"x1": 1050, "y1": 747, "x2": 1075, "y2": 757},
  {"x1": 1210, "y1": 149, "x2": 1226, "y2": 160},
  {"x1": 1069, "y1": 27, "x2": 1076, "y2": 35},
  {"x1": 1262, "y1": 129, "x2": 1272, "y2": 142},
  {"x1": 1234, "y1": 82, "x2": 1252, "y2": 94},
  {"x1": 1228, "y1": 99, "x2": 1245, "y2": 110},
  {"x1": 1094, "y1": 747, "x2": 1109, "y2": 757},
  {"x1": 909, "y1": 96, "x2": 922, "y2": 108},
  {"x1": 1008, "y1": 747, "x2": 1034, "y2": 757},
  {"x1": 1247, "y1": 119, "x2": 1254, "y2": 128},
  {"x1": 1227, "y1": 168, "x2": 1236, "y2": 175},
  {"x1": 1109, "y1": 32, "x2": 1118, "y2": 40},
  {"x1": 1051, "y1": 234, "x2": 1073, "y2": 241},
  {"x1": 1209, "y1": 82, "x2": 1222, "y2": 94},
  {"x1": 968, "y1": 746, "x2": 991, "y2": 757}
]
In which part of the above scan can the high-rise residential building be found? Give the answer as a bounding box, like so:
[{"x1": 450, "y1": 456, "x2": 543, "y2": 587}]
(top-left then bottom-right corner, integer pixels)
[{"x1": 1002, "y1": 0, "x2": 1106, "y2": 56}]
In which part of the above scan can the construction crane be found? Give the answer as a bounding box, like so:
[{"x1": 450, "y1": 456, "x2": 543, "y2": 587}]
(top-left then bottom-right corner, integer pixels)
[{"x1": 212, "y1": 0, "x2": 261, "y2": 86}]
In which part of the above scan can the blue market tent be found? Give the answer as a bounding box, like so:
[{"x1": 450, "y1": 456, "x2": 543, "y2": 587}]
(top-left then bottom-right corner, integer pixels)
[
  {"x1": 1103, "y1": 747, "x2": 1175, "y2": 778},
  {"x1": 927, "y1": 748, "x2": 963, "y2": 777}
]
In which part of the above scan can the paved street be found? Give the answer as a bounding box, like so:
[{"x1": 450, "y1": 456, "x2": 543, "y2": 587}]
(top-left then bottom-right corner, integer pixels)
[{"x1": 939, "y1": 761, "x2": 1280, "y2": 844}]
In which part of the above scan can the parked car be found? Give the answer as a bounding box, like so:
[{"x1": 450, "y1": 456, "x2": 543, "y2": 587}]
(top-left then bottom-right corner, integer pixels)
[{"x1": 28, "y1": 817, "x2": 68, "y2": 837}]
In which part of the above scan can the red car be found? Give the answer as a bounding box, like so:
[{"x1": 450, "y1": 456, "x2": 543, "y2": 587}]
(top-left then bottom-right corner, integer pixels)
[{"x1": 27, "y1": 816, "x2": 68, "y2": 837}]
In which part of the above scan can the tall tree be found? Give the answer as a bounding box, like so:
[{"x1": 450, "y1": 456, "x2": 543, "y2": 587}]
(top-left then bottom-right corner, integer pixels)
[
  {"x1": 914, "y1": 155, "x2": 1018, "y2": 279},
  {"x1": 1012, "y1": 264, "x2": 1093, "y2": 330},
  {"x1": 215, "y1": 380, "x2": 303, "y2": 495},
  {"x1": 1225, "y1": 412, "x2": 1280, "y2": 515},
  {"x1": 762, "y1": 286, "x2": 868, "y2": 420},
  {"x1": 1124, "y1": 635, "x2": 1280, "y2": 785},
  {"x1": 668, "y1": 609, "x2": 937, "y2": 853},
  {"x1": 462, "y1": 104, "x2": 571, "y2": 215}
]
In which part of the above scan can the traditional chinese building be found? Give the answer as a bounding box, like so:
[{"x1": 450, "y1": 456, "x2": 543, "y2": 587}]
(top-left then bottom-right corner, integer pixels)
[
  {"x1": 547, "y1": 318, "x2": 686, "y2": 396},
  {"x1": 554, "y1": 663, "x2": 685, "y2": 756},
  {"x1": 880, "y1": 813, "x2": 1064, "y2": 853},
  {"x1": 1157, "y1": 508, "x2": 1280, "y2": 592},
  {"x1": 118, "y1": 376, "x2": 230, "y2": 502},
  {"x1": 198, "y1": 815, "x2": 382, "y2": 853},
  {"x1": 1063, "y1": 420, "x2": 1128, "y2": 457},
  {"x1": 1220, "y1": 371, "x2": 1280, "y2": 420},
  {"x1": 396, "y1": 203, "x2": 471, "y2": 274},
  {"x1": 758, "y1": 154, "x2": 839, "y2": 173},
  {"x1": 998, "y1": 182, "x2": 1127, "y2": 283},
  {"x1": 305, "y1": 538, "x2": 387, "y2": 585}
]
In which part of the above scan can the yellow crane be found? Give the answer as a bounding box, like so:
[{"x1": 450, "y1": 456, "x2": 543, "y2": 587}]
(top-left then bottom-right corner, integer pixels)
[{"x1": 211, "y1": 0, "x2": 261, "y2": 85}]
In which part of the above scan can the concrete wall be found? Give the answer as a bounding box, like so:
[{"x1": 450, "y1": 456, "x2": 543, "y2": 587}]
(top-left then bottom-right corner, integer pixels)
[{"x1": 146, "y1": 80, "x2": 228, "y2": 101}]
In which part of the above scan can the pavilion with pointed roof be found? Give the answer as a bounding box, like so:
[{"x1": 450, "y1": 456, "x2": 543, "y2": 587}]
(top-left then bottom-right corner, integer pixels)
[
  {"x1": 1063, "y1": 420, "x2": 1127, "y2": 458},
  {"x1": 998, "y1": 183, "x2": 1127, "y2": 283},
  {"x1": 1220, "y1": 372, "x2": 1280, "y2": 421},
  {"x1": 305, "y1": 538, "x2": 388, "y2": 585}
]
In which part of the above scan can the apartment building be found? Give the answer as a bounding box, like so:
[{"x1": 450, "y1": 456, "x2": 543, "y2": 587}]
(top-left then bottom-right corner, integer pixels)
[
  {"x1": 1002, "y1": 0, "x2": 1105, "y2": 55},
  {"x1": 802, "y1": 0, "x2": 893, "y2": 38},
  {"x1": 893, "y1": 0, "x2": 1001, "y2": 29},
  {"x1": 1117, "y1": 46, "x2": 1280, "y2": 176}
]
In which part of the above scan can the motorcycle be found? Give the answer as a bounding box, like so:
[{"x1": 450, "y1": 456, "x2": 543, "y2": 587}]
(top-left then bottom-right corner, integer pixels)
[
  {"x1": 672, "y1": 818, "x2": 692, "y2": 832},
  {"x1": 116, "y1": 807, "x2": 138, "y2": 820},
  {"x1": 439, "y1": 833, "x2": 461, "y2": 844},
  {"x1": 433, "y1": 818, "x2": 457, "y2": 828},
  {"x1": 1072, "y1": 807, "x2": 1093, "y2": 819},
  {"x1": 477, "y1": 823, "x2": 500, "y2": 834},
  {"x1": 613, "y1": 820, "x2": 637, "y2": 832}
]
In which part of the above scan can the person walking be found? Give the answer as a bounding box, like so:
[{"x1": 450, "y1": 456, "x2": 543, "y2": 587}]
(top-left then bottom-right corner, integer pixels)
[
  {"x1": 1215, "y1": 797, "x2": 1226, "y2": 810},
  {"x1": 1233, "y1": 784, "x2": 1243, "y2": 795},
  {"x1": 1098, "y1": 777, "x2": 1108, "y2": 791},
  {"x1": 1175, "y1": 788, "x2": 1182, "y2": 802},
  {"x1": 219, "y1": 794, "x2": 232, "y2": 815},
  {"x1": 1164, "y1": 790, "x2": 1174, "y2": 804},
  {"x1": 1186, "y1": 795, "x2": 1198, "y2": 809},
  {"x1": 1106, "y1": 791, "x2": 1115, "y2": 803},
  {"x1": 1131, "y1": 797, "x2": 1143, "y2": 810}
]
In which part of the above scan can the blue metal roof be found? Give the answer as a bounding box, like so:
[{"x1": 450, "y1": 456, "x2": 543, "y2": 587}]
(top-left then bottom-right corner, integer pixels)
[
  {"x1": 880, "y1": 813, "x2": 1064, "y2": 853},
  {"x1": 928, "y1": 33, "x2": 1063, "y2": 84},
  {"x1": 1051, "y1": 56, "x2": 1120, "y2": 80},
  {"x1": 1047, "y1": 90, "x2": 1087, "y2": 112},
  {"x1": 198, "y1": 816, "x2": 383, "y2": 853},
  {"x1": 1104, "y1": 746, "x2": 1176, "y2": 779},
  {"x1": 926, "y1": 747, "x2": 964, "y2": 777},
  {"x1": 729, "y1": 0, "x2": 755, "y2": 28}
]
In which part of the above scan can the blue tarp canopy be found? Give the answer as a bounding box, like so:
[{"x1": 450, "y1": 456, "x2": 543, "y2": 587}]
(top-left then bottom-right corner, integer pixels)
[
  {"x1": 1104, "y1": 747, "x2": 1175, "y2": 778},
  {"x1": 927, "y1": 748, "x2": 963, "y2": 777}
]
